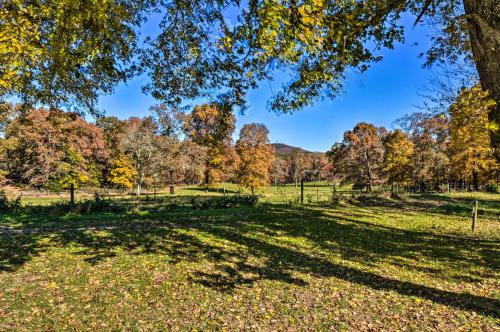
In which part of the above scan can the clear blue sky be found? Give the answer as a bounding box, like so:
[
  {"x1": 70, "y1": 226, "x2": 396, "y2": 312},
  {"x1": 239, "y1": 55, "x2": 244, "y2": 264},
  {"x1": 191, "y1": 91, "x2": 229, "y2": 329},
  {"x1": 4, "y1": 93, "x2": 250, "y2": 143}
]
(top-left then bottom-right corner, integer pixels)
[{"x1": 98, "y1": 13, "x2": 435, "y2": 152}]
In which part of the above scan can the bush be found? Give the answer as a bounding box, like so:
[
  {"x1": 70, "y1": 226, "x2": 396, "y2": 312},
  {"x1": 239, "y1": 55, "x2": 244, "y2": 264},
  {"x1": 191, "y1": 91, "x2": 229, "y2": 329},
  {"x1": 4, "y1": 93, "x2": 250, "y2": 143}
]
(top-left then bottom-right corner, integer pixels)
[
  {"x1": 329, "y1": 193, "x2": 344, "y2": 206},
  {"x1": 26, "y1": 194, "x2": 126, "y2": 215},
  {"x1": 191, "y1": 194, "x2": 259, "y2": 209},
  {"x1": 0, "y1": 190, "x2": 9, "y2": 212},
  {"x1": 0, "y1": 190, "x2": 22, "y2": 213},
  {"x1": 390, "y1": 192, "x2": 409, "y2": 201},
  {"x1": 484, "y1": 184, "x2": 500, "y2": 194}
]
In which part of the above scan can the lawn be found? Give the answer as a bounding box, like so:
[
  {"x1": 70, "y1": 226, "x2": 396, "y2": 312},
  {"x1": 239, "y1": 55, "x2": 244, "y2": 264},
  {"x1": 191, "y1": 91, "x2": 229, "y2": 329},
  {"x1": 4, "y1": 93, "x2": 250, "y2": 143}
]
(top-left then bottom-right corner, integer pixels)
[{"x1": 0, "y1": 187, "x2": 499, "y2": 330}]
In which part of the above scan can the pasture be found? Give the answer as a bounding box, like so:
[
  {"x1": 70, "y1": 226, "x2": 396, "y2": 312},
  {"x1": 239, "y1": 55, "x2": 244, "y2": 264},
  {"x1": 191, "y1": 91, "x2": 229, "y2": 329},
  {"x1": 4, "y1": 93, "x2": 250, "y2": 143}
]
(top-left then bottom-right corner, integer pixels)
[{"x1": 0, "y1": 184, "x2": 499, "y2": 330}]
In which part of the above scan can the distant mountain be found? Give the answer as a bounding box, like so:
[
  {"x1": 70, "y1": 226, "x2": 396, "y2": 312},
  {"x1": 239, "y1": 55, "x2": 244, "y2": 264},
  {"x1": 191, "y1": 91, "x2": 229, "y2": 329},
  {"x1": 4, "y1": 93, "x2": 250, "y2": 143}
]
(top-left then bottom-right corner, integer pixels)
[{"x1": 272, "y1": 143, "x2": 312, "y2": 156}]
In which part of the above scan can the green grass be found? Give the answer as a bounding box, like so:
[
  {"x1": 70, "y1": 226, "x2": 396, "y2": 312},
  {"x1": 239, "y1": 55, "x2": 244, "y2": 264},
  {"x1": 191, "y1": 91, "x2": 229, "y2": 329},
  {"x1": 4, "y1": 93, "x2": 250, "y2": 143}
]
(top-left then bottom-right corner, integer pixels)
[{"x1": 0, "y1": 186, "x2": 499, "y2": 330}]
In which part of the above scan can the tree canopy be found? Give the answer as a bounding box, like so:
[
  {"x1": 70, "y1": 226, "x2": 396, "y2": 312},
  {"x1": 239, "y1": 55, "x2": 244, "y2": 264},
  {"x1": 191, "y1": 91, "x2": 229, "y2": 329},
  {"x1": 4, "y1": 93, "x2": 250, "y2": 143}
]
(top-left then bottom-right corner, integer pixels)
[
  {"x1": 1, "y1": 0, "x2": 499, "y2": 156},
  {"x1": 235, "y1": 123, "x2": 275, "y2": 192}
]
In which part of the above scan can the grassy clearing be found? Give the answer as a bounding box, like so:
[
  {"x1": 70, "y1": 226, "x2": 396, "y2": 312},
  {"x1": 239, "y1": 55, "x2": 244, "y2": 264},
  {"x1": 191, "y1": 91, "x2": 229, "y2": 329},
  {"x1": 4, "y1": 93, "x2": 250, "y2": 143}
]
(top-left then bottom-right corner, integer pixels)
[{"x1": 0, "y1": 186, "x2": 499, "y2": 330}]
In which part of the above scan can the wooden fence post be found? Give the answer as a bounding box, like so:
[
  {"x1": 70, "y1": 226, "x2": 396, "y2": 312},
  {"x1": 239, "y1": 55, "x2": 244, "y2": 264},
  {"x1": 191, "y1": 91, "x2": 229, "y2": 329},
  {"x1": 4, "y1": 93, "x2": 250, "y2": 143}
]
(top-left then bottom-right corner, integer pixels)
[
  {"x1": 70, "y1": 183, "x2": 75, "y2": 205},
  {"x1": 472, "y1": 200, "x2": 478, "y2": 232},
  {"x1": 300, "y1": 179, "x2": 304, "y2": 204}
]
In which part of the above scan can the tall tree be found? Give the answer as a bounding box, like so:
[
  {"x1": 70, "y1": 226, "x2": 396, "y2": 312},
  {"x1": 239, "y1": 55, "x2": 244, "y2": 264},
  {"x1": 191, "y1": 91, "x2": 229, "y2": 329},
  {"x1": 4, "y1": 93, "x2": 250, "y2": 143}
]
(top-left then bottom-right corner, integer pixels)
[
  {"x1": 3, "y1": 108, "x2": 108, "y2": 188},
  {"x1": 448, "y1": 85, "x2": 499, "y2": 189},
  {"x1": 2, "y1": 1, "x2": 499, "y2": 156},
  {"x1": 0, "y1": 0, "x2": 153, "y2": 114},
  {"x1": 174, "y1": 141, "x2": 209, "y2": 185},
  {"x1": 270, "y1": 156, "x2": 289, "y2": 186},
  {"x1": 183, "y1": 103, "x2": 236, "y2": 186},
  {"x1": 461, "y1": 1, "x2": 500, "y2": 160},
  {"x1": 122, "y1": 117, "x2": 160, "y2": 196},
  {"x1": 397, "y1": 112, "x2": 449, "y2": 191},
  {"x1": 235, "y1": 123, "x2": 275, "y2": 193},
  {"x1": 328, "y1": 123, "x2": 386, "y2": 193},
  {"x1": 383, "y1": 130, "x2": 414, "y2": 188},
  {"x1": 96, "y1": 116, "x2": 127, "y2": 158}
]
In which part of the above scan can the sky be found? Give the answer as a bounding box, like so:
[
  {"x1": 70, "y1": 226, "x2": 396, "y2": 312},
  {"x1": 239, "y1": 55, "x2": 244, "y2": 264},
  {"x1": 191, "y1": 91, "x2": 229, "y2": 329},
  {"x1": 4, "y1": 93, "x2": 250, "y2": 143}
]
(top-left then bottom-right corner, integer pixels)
[{"x1": 98, "y1": 13, "x2": 436, "y2": 152}]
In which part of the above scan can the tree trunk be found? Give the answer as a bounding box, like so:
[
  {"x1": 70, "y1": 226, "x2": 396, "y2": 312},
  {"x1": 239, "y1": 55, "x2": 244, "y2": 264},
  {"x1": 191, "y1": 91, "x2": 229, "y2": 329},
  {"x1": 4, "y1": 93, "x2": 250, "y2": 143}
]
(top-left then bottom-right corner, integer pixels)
[
  {"x1": 472, "y1": 170, "x2": 479, "y2": 191},
  {"x1": 463, "y1": 0, "x2": 500, "y2": 161},
  {"x1": 70, "y1": 183, "x2": 75, "y2": 205}
]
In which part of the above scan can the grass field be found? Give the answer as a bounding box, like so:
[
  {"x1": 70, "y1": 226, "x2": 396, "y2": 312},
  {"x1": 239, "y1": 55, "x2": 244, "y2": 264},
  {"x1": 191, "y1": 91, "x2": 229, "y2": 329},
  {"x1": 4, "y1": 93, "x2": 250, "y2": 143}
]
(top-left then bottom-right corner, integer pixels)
[{"x1": 0, "y1": 184, "x2": 499, "y2": 330}]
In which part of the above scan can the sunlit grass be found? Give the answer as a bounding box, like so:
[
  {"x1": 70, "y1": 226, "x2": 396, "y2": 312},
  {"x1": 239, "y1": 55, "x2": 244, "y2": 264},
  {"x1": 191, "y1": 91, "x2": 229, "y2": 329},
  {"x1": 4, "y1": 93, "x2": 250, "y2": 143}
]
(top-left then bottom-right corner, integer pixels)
[{"x1": 0, "y1": 186, "x2": 498, "y2": 330}]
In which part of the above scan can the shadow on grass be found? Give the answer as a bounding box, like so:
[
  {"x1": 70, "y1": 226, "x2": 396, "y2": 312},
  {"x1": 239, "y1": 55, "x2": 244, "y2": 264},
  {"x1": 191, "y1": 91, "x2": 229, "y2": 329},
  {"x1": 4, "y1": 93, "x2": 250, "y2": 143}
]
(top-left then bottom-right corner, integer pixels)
[
  {"x1": 348, "y1": 193, "x2": 500, "y2": 218},
  {"x1": 182, "y1": 186, "x2": 240, "y2": 194},
  {"x1": 0, "y1": 201, "x2": 499, "y2": 318}
]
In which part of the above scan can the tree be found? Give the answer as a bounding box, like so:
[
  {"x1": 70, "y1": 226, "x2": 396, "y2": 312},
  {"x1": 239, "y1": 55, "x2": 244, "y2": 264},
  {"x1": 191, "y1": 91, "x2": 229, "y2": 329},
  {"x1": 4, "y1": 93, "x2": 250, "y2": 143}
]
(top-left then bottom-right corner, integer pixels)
[
  {"x1": 270, "y1": 156, "x2": 289, "y2": 186},
  {"x1": 183, "y1": 103, "x2": 236, "y2": 186},
  {"x1": 235, "y1": 123, "x2": 275, "y2": 193},
  {"x1": 142, "y1": 0, "x2": 500, "y2": 157},
  {"x1": 448, "y1": 85, "x2": 499, "y2": 189},
  {"x1": 287, "y1": 151, "x2": 310, "y2": 187},
  {"x1": 397, "y1": 112, "x2": 449, "y2": 192},
  {"x1": 108, "y1": 156, "x2": 136, "y2": 190},
  {"x1": 308, "y1": 153, "x2": 331, "y2": 183},
  {"x1": 0, "y1": 0, "x2": 150, "y2": 115},
  {"x1": 461, "y1": 1, "x2": 500, "y2": 160},
  {"x1": 3, "y1": 1, "x2": 499, "y2": 157},
  {"x1": 3, "y1": 108, "x2": 108, "y2": 189},
  {"x1": 172, "y1": 141, "x2": 208, "y2": 185},
  {"x1": 383, "y1": 130, "x2": 414, "y2": 188},
  {"x1": 122, "y1": 117, "x2": 160, "y2": 196},
  {"x1": 96, "y1": 116, "x2": 127, "y2": 158},
  {"x1": 328, "y1": 123, "x2": 386, "y2": 193}
]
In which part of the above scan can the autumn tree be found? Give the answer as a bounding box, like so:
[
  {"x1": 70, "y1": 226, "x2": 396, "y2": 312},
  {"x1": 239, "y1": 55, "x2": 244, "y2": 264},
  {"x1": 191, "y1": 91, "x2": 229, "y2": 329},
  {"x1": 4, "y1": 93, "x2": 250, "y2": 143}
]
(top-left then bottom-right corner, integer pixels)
[
  {"x1": 96, "y1": 116, "x2": 127, "y2": 158},
  {"x1": 448, "y1": 85, "x2": 499, "y2": 190},
  {"x1": 383, "y1": 130, "x2": 414, "y2": 190},
  {"x1": 183, "y1": 103, "x2": 236, "y2": 186},
  {"x1": 397, "y1": 112, "x2": 449, "y2": 192},
  {"x1": 122, "y1": 117, "x2": 160, "y2": 196},
  {"x1": 174, "y1": 141, "x2": 208, "y2": 185},
  {"x1": 108, "y1": 156, "x2": 136, "y2": 190},
  {"x1": 4, "y1": 1, "x2": 498, "y2": 157},
  {"x1": 270, "y1": 157, "x2": 289, "y2": 186},
  {"x1": 287, "y1": 152, "x2": 310, "y2": 187},
  {"x1": 235, "y1": 123, "x2": 275, "y2": 193},
  {"x1": 308, "y1": 153, "x2": 331, "y2": 183},
  {"x1": 328, "y1": 123, "x2": 386, "y2": 193},
  {"x1": 3, "y1": 108, "x2": 108, "y2": 189}
]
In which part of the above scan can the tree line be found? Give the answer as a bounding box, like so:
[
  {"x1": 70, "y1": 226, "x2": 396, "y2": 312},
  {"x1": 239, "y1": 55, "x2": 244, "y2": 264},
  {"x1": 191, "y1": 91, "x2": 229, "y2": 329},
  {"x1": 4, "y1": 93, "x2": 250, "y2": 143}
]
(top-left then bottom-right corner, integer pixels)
[
  {"x1": 328, "y1": 85, "x2": 500, "y2": 193},
  {"x1": 1, "y1": 85, "x2": 498, "y2": 194},
  {"x1": 0, "y1": 103, "x2": 276, "y2": 195}
]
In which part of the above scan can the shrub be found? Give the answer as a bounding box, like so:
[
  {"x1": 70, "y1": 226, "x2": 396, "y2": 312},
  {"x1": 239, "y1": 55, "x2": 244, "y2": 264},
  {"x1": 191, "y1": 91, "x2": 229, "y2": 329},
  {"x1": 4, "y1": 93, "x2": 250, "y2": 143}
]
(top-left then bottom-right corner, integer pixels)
[
  {"x1": 0, "y1": 190, "x2": 22, "y2": 213},
  {"x1": 390, "y1": 192, "x2": 408, "y2": 201},
  {"x1": 329, "y1": 193, "x2": 344, "y2": 206},
  {"x1": 26, "y1": 194, "x2": 126, "y2": 215},
  {"x1": 191, "y1": 194, "x2": 259, "y2": 209},
  {"x1": 0, "y1": 190, "x2": 9, "y2": 212},
  {"x1": 484, "y1": 184, "x2": 500, "y2": 194}
]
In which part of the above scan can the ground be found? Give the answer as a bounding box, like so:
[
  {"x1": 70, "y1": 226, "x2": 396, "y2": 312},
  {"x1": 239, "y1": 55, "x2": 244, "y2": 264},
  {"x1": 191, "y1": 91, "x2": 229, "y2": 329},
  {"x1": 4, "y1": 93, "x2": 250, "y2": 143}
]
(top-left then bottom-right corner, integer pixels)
[{"x1": 0, "y1": 184, "x2": 499, "y2": 331}]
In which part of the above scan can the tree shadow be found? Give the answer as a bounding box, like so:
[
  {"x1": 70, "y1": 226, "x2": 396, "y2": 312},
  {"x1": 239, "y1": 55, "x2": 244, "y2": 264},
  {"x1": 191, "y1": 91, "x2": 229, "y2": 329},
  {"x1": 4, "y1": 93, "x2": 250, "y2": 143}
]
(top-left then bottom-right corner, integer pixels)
[
  {"x1": 182, "y1": 187, "x2": 240, "y2": 194},
  {"x1": 348, "y1": 194, "x2": 500, "y2": 218},
  {"x1": 0, "y1": 202, "x2": 498, "y2": 318}
]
